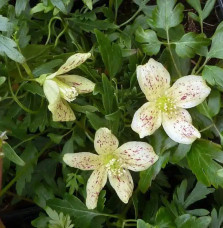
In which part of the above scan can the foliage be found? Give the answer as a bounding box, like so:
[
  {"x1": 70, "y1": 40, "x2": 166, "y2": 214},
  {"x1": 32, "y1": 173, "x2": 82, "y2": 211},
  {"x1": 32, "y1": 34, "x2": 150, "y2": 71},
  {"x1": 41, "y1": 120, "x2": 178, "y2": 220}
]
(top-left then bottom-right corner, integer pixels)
[{"x1": 0, "y1": 0, "x2": 223, "y2": 228}]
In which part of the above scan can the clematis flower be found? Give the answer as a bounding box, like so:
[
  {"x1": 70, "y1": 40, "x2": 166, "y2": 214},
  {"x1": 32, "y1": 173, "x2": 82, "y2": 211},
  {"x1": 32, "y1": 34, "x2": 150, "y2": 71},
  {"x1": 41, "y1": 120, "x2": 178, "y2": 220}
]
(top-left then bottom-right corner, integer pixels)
[
  {"x1": 63, "y1": 128, "x2": 158, "y2": 209},
  {"x1": 36, "y1": 53, "x2": 95, "y2": 121},
  {"x1": 131, "y1": 59, "x2": 211, "y2": 144}
]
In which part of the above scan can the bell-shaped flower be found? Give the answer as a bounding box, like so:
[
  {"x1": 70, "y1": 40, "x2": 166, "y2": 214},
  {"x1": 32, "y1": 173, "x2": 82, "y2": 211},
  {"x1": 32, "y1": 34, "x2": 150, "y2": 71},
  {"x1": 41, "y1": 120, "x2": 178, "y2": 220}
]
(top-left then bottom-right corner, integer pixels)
[
  {"x1": 36, "y1": 53, "x2": 95, "y2": 121},
  {"x1": 131, "y1": 59, "x2": 211, "y2": 144},
  {"x1": 63, "y1": 128, "x2": 158, "y2": 209}
]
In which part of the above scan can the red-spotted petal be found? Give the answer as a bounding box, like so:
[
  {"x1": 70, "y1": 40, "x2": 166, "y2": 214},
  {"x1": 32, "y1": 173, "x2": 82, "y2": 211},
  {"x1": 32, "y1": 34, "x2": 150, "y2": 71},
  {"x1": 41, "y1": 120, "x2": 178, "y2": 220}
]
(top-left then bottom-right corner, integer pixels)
[
  {"x1": 115, "y1": 142, "x2": 159, "y2": 171},
  {"x1": 86, "y1": 167, "x2": 107, "y2": 209},
  {"x1": 63, "y1": 152, "x2": 101, "y2": 170},
  {"x1": 57, "y1": 75, "x2": 95, "y2": 94},
  {"x1": 94, "y1": 128, "x2": 119, "y2": 154},
  {"x1": 162, "y1": 108, "x2": 201, "y2": 144},
  {"x1": 167, "y1": 75, "x2": 211, "y2": 108},
  {"x1": 131, "y1": 102, "x2": 162, "y2": 138},
  {"x1": 108, "y1": 169, "x2": 133, "y2": 204},
  {"x1": 137, "y1": 58, "x2": 170, "y2": 101},
  {"x1": 55, "y1": 53, "x2": 91, "y2": 76}
]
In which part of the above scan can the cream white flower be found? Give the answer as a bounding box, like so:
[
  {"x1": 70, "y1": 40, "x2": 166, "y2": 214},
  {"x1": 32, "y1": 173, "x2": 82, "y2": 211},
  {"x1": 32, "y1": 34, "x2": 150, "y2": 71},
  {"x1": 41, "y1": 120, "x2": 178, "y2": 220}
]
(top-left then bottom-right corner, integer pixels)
[
  {"x1": 131, "y1": 59, "x2": 211, "y2": 144},
  {"x1": 36, "y1": 53, "x2": 95, "y2": 121},
  {"x1": 63, "y1": 127, "x2": 158, "y2": 209}
]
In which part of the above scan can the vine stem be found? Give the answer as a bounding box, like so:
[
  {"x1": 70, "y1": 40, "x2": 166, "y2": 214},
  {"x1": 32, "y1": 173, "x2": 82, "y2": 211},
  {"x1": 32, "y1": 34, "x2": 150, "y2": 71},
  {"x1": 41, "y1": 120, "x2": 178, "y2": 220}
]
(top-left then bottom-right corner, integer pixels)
[
  {"x1": 191, "y1": 56, "x2": 202, "y2": 75},
  {"x1": 166, "y1": 28, "x2": 181, "y2": 77},
  {"x1": 195, "y1": 58, "x2": 209, "y2": 75}
]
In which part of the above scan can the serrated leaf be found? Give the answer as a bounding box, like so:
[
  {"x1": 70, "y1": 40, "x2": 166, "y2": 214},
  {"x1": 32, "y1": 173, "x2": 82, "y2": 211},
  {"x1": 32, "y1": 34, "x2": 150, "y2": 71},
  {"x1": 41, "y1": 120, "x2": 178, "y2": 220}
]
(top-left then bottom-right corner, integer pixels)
[
  {"x1": 187, "y1": 140, "x2": 223, "y2": 188},
  {"x1": 175, "y1": 32, "x2": 210, "y2": 58},
  {"x1": 95, "y1": 30, "x2": 122, "y2": 78},
  {"x1": 47, "y1": 194, "x2": 105, "y2": 228},
  {"x1": 16, "y1": 143, "x2": 38, "y2": 195},
  {"x1": 149, "y1": 0, "x2": 184, "y2": 31},
  {"x1": 0, "y1": 35, "x2": 25, "y2": 63},
  {"x1": 202, "y1": 65, "x2": 223, "y2": 87},
  {"x1": 2, "y1": 142, "x2": 25, "y2": 166},
  {"x1": 135, "y1": 27, "x2": 161, "y2": 55}
]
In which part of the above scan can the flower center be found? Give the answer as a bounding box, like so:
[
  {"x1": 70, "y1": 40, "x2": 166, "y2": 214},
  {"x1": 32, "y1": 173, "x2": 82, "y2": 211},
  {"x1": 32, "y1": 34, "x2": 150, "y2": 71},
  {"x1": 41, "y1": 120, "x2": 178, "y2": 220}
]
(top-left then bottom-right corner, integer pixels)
[
  {"x1": 103, "y1": 153, "x2": 124, "y2": 177},
  {"x1": 53, "y1": 78, "x2": 78, "y2": 102},
  {"x1": 156, "y1": 96, "x2": 177, "y2": 114}
]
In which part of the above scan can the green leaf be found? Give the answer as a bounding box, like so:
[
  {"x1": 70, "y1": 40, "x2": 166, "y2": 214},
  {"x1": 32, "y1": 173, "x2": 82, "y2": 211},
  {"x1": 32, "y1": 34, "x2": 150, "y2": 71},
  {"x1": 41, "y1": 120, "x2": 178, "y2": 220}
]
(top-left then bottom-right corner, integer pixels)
[
  {"x1": 155, "y1": 207, "x2": 175, "y2": 227},
  {"x1": 210, "y1": 207, "x2": 223, "y2": 228},
  {"x1": 47, "y1": 133, "x2": 63, "y2": 144},
  {"x1": 0, "y1": 15, "x2": 12, "y2": 32},
  {"x1": 95, "y1": 29, "x2": 122, "y2": 78},
  {"x1": 139, "y1": 152, "x2": 170, "y2": 193},
  {"x1": 86, "y1": 112, "x2": 109, "y2": 130},
  {"x1": 16, "y1": 143, "x2": 38, "y2": 194},
  {"x1": 71, "y1": 104, "x2": 98, "y2": 113},
  {"x1": 15, "y1": 0, "x2": 28, "y2": 16},
  {"x1": 175, "y1": 33, "x2": 210, "y2": 58},
  {"x1": 0, "y1": 76, "x2": 6, "y2": 86},
  {"x1": 82, "y1": 0, "x2": 92, "y2": 10},
  {"x1": 207, "y1": 90, "x2": 221, "y2": 117},
  {"x1": 50, "y1": 0, "x2": 67, "y2": 14},
  {"x1": 137, "y1": 219, "x2": 153, "y2": 228},
  {"x1": 184, "y1": 182, "x2": 214, "y2": 208},
  {"x1": 170, "y1": 144, "x2": 191, "y2": 163},
  {"x1": 2, "y1": 142, "x2": 25, "y2": 166},
  {"x1": 0, "y1": 35, "x2": 25, "y2": 63},
  {"x1": 47, "y1": 194, "x2": 105, "y2": 228},
  {"x1": 175, "y1": 214, "x2": 211, "y2": 228},
  {"x1": 186, "y1": 0, "x2": 202, "y2": 14},
  {"x1": 207, "y1": 28, "x2": 223, "y2": 59},
  {"x1": 135, "y1": 27, "x2": 161, "y2": 55},
  {"x1": 149, "y1": 0, "x2": 184, "y2": 31},
  {"x1": 202, "y1": 65, "x2": 223, "y2": 88},
  {"x1": 187, "y1": 140, "x2": 223, "y2": 188},
  {"x1": 102, "y1": 74, "x2": 114, "y2": 114},
  {"x1": 202, "y1": 0, "x2": 216, "y2": 20},
  {"x1": 23, "y1": 82, "x2": 45, "y2": 97}
]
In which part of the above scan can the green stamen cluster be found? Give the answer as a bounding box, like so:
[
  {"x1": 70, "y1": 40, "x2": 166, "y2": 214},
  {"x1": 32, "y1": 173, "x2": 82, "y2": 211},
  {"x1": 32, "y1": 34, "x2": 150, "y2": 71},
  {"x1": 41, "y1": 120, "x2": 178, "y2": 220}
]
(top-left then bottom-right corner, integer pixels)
[{"x1": 156, "y1": 96, "x2": 177, "y2": 114}]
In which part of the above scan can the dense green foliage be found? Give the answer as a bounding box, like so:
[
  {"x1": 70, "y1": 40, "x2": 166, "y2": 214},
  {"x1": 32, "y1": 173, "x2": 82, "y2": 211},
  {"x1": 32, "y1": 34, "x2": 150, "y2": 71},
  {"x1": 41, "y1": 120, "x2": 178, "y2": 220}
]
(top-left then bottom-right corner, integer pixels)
[{"x1": 1, "y1": 0, "x2": 223, "y2": 227}]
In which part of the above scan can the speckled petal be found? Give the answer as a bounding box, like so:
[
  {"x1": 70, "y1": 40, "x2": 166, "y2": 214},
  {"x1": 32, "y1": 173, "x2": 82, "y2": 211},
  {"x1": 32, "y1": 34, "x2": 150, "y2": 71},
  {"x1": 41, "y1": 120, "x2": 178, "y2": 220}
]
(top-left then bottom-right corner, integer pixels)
[
  {"x1": 63, "y1": 152, "x2": 101, "y2": 170},
  {"x1": 108, "y1": 169, "x2": 133, "y2": 204},
  {"x1": 115, "y1": 142, "x2": 159, "y2": 171},
  {"x1": 55, "y1": 53, "x2": 91, "y2": 76},
  {"x1": 137, "y1": 58, "x2": 170, "y2": 101},
  {"x1": 162, "y1": 108, "x2": 201, "y2": 144},
  {"x1": 86, "y1": 167, "x2": 107, "y2": 209},
  {"x1": 131, "y1": 102, "x2": 162, "y2": 138},
  {"x1": 57, "y1": 75, "x2": 95, "y2": 94},
  {"x1": 94, "y1": 128, "x2": 119, "y2": 154},
  {"x1": 43, "y1": 79, "x2": 75, "y2": 121},
  {"x1": 167, "y1": 75, "x2": 211, "y2": 109}
]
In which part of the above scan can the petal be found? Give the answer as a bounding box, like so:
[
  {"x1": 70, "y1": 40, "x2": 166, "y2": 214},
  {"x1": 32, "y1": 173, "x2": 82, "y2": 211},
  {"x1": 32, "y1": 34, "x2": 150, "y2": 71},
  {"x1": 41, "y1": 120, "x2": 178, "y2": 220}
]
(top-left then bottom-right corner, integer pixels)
[
  {"x1": 56, "y1": 53, "x2": 91, "y2": 76},
  {"x1": 131, "y1": 102, "x2": 162, "y2": 138},
  {"x1": 167, "y1": 75, "x2": 211, "y2": 108},
  {"x1": 108, "y1": 169, "x2": 133, "y2": 204},
  {"x1": 57, "y1": 75, "x2": 95, "y2": 94},
  {"x1": 48, "y1": 99, "x2": 76, "y2": 122},
  {"x1": 43, "y1": 79, "x2": 76, "y2": 121},
  {"x1": 162, "y1": 109, "x2": 201, "y2": 144},
  {"x1": 94, "y1": 128, "x2": 119, "y2": 154},
  {"x1": 115, "y1": 142, "x2": 159, "y2": 171},
  {"x1": 43, "y1": 79, "x2": 60, "y2": 105},
  {"x1": 86, "y1": 167, "x2": 107, "y2": 209},
  {"x1": 137, "y1": 58, "x2": 170, "y2": 101},
  {"x1": 63, "y1": 152, "x2": 101, "y2": 170}
]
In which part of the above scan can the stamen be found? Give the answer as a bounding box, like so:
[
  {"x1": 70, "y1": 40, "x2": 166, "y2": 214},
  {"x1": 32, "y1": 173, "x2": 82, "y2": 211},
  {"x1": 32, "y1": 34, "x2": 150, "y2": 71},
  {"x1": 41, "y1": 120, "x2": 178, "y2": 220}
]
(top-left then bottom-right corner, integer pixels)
[
  {"x1": 156, "y1": 96, "x2": 177, "y2": 114},
  {"x1": 53, "y1": 78, "x2": 78, "y2": 102}
]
